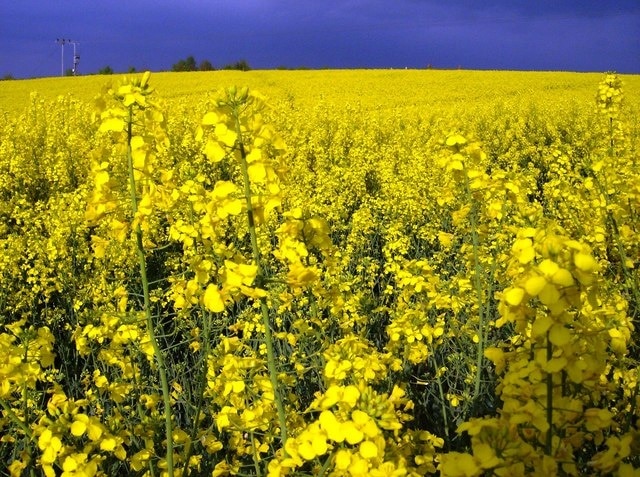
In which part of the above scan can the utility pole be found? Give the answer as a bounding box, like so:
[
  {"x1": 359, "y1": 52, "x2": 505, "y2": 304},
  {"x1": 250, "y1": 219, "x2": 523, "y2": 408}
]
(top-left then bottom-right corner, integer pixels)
[
  {"x1": 56, "y1": 38, "x2": 69, "y2": 76},
  {"x1": 70, "y1": 40, "x2": 80, "y2": 75},
  {"x1": 56, "y1": 38, "x2": 79, "y2": 76}
]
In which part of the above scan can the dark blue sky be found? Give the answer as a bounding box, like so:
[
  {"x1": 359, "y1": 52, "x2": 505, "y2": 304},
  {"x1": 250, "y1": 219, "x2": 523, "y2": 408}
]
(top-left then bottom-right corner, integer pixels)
[{"x1": 1, "y1": 1, "x2": 639, "y2": 78}]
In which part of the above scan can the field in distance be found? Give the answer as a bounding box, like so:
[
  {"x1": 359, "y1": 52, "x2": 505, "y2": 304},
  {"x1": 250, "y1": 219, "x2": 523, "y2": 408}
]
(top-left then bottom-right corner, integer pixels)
[{"x1": 1, "y1": 69, "x2": 639, "y2": 115}]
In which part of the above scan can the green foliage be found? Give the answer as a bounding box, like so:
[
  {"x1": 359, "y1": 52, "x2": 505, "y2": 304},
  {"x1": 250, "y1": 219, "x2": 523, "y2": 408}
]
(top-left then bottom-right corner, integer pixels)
[
  {"x1": 172, "y1": 56, "x2": 216, "y2": 72},
  {"x1": 199, "y1": 60, "x2": 215, "y2": 71},
  {"x1": 222, "y1": 59, "x2": 251, "y2": 71},
  {"x1": 172, "y1": 55, "x2": 197, "y2": 72}
]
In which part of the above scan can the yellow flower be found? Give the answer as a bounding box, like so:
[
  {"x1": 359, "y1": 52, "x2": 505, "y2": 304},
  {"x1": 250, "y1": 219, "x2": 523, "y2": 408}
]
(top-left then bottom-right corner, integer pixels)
[
  {"x1": 335, "y1": 449, "x2": 352, "y2": 469},
  {"x1": 100, "y1": 436, "x2": 117, "y2": 451},
  {"x1": 574, "y1": 252, "x2": 598, "y2": 272},
  {"x1": 131, "y1": 450, "x2": 152, "y2": 471},
  {"x1": 342, "y1": 385, "x2": 360, "y2": 407},
  {"x1": 583, "y1": 408, "x2": 614, "y2": 432},
  {"x1": 474, "y1": 443, "x2": 501, "y2": 470},
  {"x1": 503, "y1": 287, "x2": 525, "y2": 307},
  {"x1": 7, "y1": 459, "x2": 27, "y2": 477},
  {"x1": 38, "y1": 429, "x2": 63, "y2": 464},
  {"x1": 548, "y1": 324, "x2": 571, "y2": 346},
  {"x1": 439, "y1": 452, "x2": 481, "y2": 477},
  {"x1": 203, "y1": 284, "x2": 225, "y2": 313},
  {"x1": 343, "y1": 421, "x2": 365, "y2": 445},
  {"x1": 445, "y1": 134, "x2": 467, "y2": 148},
  {"x1": 348, "y1": 455, "x2": 370, "y2": 477},
  {"x1": 512, "y1": 238, "x2": 535, "y2": 264},
  {"x1": 319, "y1": 410, "x2": 345, "y2": 442},
  {"x1": 524, "y1": 275, "x2": 547, "y2": 296},
  {"x1": 359, "y1": 440, "x2": 378, "y2": 459}
]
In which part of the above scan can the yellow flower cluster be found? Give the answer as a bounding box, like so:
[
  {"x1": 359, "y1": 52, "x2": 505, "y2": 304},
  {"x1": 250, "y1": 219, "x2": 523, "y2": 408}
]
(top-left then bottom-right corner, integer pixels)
[
  {"x1": 271, "y1": 383, "x2": 441, "y2": 476},
  {"x1": 441, "y1": 224, "x2": 637, "y2": 476}
]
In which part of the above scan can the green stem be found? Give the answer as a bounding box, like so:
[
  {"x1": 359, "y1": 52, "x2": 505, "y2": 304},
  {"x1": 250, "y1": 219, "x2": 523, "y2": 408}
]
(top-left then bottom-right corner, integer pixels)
[
  {"x1": 430, "y1": 350, "x2": 450, "y2": 444},
  {"x1": 250, "y1": 431, "x2": 262, "y2": 477},
  {"x1": 303, "y1": 253, "x2": 320, "y2": 322},
  {"x1": 129, "y1": 355, "x2": 157, "y2": 477},
  {"x1": 462, "y1": 163, "x2": 486, "y2": 402},
  {"x1": 592, "y1": 174, "x2": 640, "y2": 316},
  {"x1": 0, "y1": 398, "x2": 32, "y2": 438},
  {"x1": 607, "y1": 212, "x2": 640, "y2": 307},
  {"x1": 126, "y1": 107, "x2": 174, "y2": 477},
  {"x1": 183, "y1": 310, "x2": 213, "y2": 477},
  {"x1": 626, "y1": 368, "x2": 640, "y2": 432},
  {"x1": 317, "y1": 452, "x2": 333, "y2": 477},
  {"x1": 233, "y1": 108, "x2": 288, "y2": 447},
  {"x1": 609, "y1": 116, "x2": 614, "y2": 155},
  {"x1": 22, "y1": 339, "x2": 30, "y2": 438},
  {"x1": 545, "y1": 332, "x2": 553, "y2": 456}
]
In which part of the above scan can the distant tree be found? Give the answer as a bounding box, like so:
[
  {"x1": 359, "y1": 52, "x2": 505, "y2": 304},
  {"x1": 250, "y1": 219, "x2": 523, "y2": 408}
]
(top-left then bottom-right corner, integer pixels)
[
  {"x1": 172, "y1": 55, "x2": 197, "y2": 72},
  {"x1": 199, "y1": 60, "x2": 214, "y2": 71},
  {"x1": 222, "y1": 59, "x2": 251, "y2": 71},
  {"x1": 276, "y1": 65, "x2": 310, "y2": 70},
  {"x1": 128, "y1": 66, "x2": 137, "y2": 73},
  {"x1": 1, "y1": 73, "x2": 15, "y2": 81},
  {"x1": 98, "y1": 65, "x2": 114, "y2": 75}
]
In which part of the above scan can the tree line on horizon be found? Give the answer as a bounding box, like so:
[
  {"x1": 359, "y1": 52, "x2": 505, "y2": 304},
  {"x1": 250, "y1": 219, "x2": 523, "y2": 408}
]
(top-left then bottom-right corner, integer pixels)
[
  {"x1": 170, "y1": 55, "x2": 251, "y2": 72},
  {"x1": 0, "y1": 55, "x2": 252, "y2": 80},
  {"x1": 96, "y1": 55, "x2": 251, "y2": 76}
]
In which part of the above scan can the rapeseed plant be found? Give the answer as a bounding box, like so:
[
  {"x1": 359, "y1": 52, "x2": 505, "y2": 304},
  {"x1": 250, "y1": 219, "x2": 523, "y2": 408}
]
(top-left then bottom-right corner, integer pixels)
[{"x1": 0, "y1": 71, "x2": 638, "y2": 476}]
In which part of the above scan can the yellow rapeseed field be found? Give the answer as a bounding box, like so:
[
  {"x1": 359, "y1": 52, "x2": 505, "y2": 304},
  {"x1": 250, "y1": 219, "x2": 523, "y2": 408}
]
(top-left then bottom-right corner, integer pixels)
[{"x1": 0, "y1": 70, "x2": 639, "y2": 476}]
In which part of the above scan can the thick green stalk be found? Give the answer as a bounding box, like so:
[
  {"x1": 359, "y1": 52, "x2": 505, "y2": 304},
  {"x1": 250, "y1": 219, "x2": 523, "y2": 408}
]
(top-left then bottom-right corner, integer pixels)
[
  {"x1": 233, "y1": 109, "x2": 289, "y2": 447},
  {"x1": 22, "y1": 341, "x2": 30, "y2": 437},
  {"x1": 545, "y1": 333, "x2": 553, "y2": 456},
  {"x1": 126, "y1": 107, "x2": 174, "y2": 477},
  {"x1": 129, "y1": 355, "x2": 157, "y2": 477},
  {"x1": 462, "y1": 163, "x2": 486, "y2": 401},
  {"x1": 183, "y1": 310, "x2": 212, "y2": 477}
]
